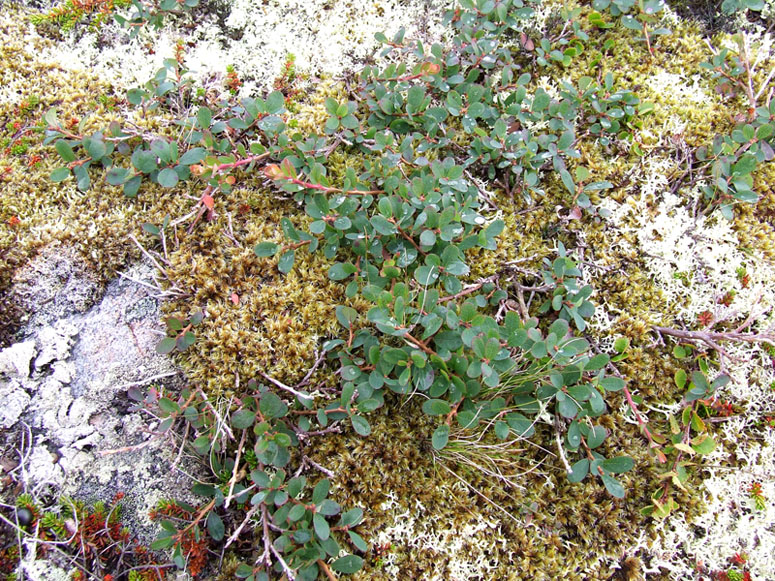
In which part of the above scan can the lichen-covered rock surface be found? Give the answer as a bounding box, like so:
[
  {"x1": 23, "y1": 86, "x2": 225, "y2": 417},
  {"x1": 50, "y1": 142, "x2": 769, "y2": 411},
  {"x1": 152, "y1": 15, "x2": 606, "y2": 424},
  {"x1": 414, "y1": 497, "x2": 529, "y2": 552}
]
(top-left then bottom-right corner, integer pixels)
[
  {"x1": 0, "y1": 257, "x2": 200, "y2": 538},
  {"x1": 0, "y1": 0, "x2": 774, "y2": 580}
]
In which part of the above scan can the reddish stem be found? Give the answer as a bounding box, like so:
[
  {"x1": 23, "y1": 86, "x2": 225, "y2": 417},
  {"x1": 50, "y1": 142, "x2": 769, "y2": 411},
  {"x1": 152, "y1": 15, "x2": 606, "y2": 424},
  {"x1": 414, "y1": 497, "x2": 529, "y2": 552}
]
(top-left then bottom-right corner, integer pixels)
[{"x1": 214, "y1": 152, "x2": 270, "y2": 172}]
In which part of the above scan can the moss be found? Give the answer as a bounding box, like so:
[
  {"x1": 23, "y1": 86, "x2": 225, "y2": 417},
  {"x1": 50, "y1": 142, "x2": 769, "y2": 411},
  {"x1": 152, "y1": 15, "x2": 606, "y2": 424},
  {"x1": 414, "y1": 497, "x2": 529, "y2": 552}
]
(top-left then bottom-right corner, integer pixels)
[
  {"x1": 0, "y1": 8, "x2": 149, "y2": 344},
  {"x1": 309, "y1": 394, "x2": 686, "y2": 580},
  {"x1": 2, "y1": 1, "x2": 773, "y2": 578}
]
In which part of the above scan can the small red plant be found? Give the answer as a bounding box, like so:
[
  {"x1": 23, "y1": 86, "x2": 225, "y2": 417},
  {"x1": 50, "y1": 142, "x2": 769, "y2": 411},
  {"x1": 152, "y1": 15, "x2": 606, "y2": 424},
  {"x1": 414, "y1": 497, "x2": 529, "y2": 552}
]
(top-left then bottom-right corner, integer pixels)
[
  {"x1": 149, "y1": 501, "x2": 210, "y2": 577},
  {"x1": 749, "y1": 482, "x2": 766, "y2": 510},
  {"x1": 225, "y1": 65, "x2": 241, "y2": 95},
  {"x1": 719, "y1": 291, "x2": 736, "y2": 306},
  {"x1": 697, "y1": 310, "x2": 714, "y2": 327}
]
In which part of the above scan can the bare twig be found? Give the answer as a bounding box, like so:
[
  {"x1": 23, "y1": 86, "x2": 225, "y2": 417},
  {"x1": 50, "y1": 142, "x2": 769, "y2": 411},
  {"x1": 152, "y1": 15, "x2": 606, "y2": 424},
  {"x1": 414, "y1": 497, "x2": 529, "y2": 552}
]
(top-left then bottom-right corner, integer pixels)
[
  {"x1": 116, "y1": 270, "x2": 164, "y2": 293},
  {"x1": 224, "y1": 503, "x2": 260, "y2": 549},
  {"x1": 652, "y1": 324, "x2": 775, "y2": 366},
  {"x1": 259, "y1": 372, "x2": 313, "y2": 402},
  {"x1": 438, "y1": 275, "x2": 498, "y2": 303},
  {"x1": 554, "y1": 415, "x2": 573, "y2": 475},
  {"x1": 97, "y1": 438, "x2": 157, "y2": 457},
  {"x1": 464, "y1": 170, "x2": 499, "y2": 209},
  {"x1": 301, "y1": 455, "x2": 336, "y2": 478},
  {"x1": 129, "y1": 235, "x2": 168, "y2": 275},
  {"x1": 224, "y1": 429, "x2": 247, "y2": 509},
  {"x1": 318, "y1": 559, "x2": 339, "y2": 581},
  {"x1": 296, "y1": 349, "x2": 327, "y2": 388}
]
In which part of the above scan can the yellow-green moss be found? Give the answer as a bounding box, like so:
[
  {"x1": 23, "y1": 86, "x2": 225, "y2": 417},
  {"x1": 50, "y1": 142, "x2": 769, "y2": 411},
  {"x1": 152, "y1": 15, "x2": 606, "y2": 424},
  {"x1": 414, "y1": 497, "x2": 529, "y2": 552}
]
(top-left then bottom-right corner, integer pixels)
[{"x1": 2, "y1": 1, "x2": 773, "y2": 578}]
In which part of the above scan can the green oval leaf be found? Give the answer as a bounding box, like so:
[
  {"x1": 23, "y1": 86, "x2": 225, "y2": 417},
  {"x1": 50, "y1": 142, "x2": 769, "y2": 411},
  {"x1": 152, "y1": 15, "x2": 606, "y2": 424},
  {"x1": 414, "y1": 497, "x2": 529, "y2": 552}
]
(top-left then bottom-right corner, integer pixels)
[
  {"x1": 50, "y1": 167, "x2": 71, "y2": 182},
  {"x1": 156, "y1": 337, "x2": 177, "y2": 355},
  {"x1": 206, "y1": 511, "x2": 225, "y2": 541},
  {"x1": 331, "y1": 555, "x2": 364, "y2": 574},
  {"x1": 350, "y1": 415, "x2": 371, "y2": 436},
  {"x1": 254, "y1": 242, "x2": 279, "y2": 257},
  {"x1": 259, "y1": 392, "x2": 288, "y2": 419},
  {"x1": 157, "y1": 168, "x2": 179, "y2": 188},
  {"x1": 106, "y1": 167, "x2": 131, "y2": 186},
  {"x1": 601, "y1": 456, "x2": 634, "y2": 474},
  {"x1": 277, "y1": 250, "x2": 295, "y2": 274},
  {"x1": 600, "y1": 377, "x2": 625, "y2": 392},
  {"x1": 231, "y1": 409, "x2": 256, "y2": 430},
  {"x1": 179, "y1": 147, "x2": 206, "y2": 165},
  {"x1": 55, "y1": 139, "x2": 76, "y2": 162},
  {"x1": 432, "y1": 424, "x2": 450, "y2": 450},
  {"x1": 313, "y1": 513, "x2": 330, "y2": 540},
  {"x1": 601, "y1": 473, "x2": 625, "y2": 498},
  {"x1": 197, "y1": 106, "x2": 212, "y2": 129},
  {"x1": 422, "y1": 399, "x2": 451, "y2": 416}
]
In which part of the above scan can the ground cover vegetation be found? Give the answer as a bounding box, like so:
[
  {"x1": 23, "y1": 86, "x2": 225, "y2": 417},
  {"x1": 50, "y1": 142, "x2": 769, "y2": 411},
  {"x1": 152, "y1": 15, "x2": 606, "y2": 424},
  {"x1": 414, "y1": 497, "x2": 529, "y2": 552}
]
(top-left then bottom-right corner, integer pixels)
[{"x1": 1, "y1": 0, "x2": 774, "y2": 578}]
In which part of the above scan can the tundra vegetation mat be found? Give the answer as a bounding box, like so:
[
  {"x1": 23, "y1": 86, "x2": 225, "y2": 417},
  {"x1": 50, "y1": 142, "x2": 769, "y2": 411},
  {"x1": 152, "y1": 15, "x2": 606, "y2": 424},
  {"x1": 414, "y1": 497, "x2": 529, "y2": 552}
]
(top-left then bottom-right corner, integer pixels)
[{"x1": 0, "y1": 0, "x2": 774, "y2": 579}]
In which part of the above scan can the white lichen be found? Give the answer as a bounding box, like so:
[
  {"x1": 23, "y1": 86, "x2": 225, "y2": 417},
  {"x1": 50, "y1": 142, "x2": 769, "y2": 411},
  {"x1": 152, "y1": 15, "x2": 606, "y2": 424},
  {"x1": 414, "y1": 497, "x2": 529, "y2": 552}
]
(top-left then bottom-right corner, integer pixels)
[
  {"x1": 34, "y1": 0, "x2": 454, "y2": 97},
  {"x1": 638, "y1": 427, "x2": 775, "y2": 579},
  {"x1": 646, "y1": 71, "x2": 713, "y2": 107},
  {"x1": 373, "y1": 489, "x2": 509, "y2": 580}
]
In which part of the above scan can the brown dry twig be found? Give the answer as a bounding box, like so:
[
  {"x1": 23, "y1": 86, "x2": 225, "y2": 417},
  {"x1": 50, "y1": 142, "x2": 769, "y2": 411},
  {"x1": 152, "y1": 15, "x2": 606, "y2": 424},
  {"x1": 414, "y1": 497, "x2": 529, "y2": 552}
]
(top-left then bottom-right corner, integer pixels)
[{"x1": 652, "y1": 321, "x2": 775, "y2": 372}]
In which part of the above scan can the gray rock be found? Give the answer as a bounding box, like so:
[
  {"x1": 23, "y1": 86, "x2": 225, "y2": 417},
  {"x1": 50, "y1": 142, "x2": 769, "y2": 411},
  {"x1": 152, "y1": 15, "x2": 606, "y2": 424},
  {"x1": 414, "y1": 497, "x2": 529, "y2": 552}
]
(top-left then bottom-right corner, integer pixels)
[
  {"x1": 3, "y1": 258, "x2": 204, "y2": 543},
  {"x1": 33, "y1": 322, "x2": 77, "y2": 371},
  {"x1": 20, "y1": 554, "x2": 71, "y2": 581},
  {"x1": 25, "y1": 444, "x2": 64, "y2": 488},
  {"x1": 50, "y1": 361, "x2": 74, "y2": 384},
  {"x1": 0, "y1": 339, "x2": 36, "y2": 378},
  {"x1": 10, "y1": 245, "x2": 100, "y2": 330},
  {"x1": 0, "y1": 379, "x2": 31, "y2": 428}
]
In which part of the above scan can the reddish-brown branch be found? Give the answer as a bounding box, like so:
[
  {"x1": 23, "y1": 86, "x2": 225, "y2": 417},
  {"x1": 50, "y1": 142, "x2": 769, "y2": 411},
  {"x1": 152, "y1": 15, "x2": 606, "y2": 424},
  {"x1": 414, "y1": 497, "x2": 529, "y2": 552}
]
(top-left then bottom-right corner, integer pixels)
[
  {"x1": 288, "y1": 177, "x2": 383, "y2": 196},
  {"x1": 389, "y1": 219, "x2": 425, "y2": 255},
  {"x1": 318, "y1": 559, "x2": 338, "y2": 581},
  {"x1": 404, "y1": 333, "x2": 437, "y2": 357},
  {"x1": 214, "y1": 152, "x2": 270, "y2": 172},
  {"x1": 438, "y1": 275, "x2": 498, "y2": 303},
  {"x1": 287, "y1": 239, "x2": 312, "y2": 250}
]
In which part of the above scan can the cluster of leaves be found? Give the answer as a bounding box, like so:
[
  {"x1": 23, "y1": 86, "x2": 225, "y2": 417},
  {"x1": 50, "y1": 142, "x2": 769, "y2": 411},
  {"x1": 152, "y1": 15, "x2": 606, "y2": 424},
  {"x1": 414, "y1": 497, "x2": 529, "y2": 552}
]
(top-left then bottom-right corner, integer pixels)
[
  {"x1": 696, "y1": 42, "x2": 775, "y2": 217},
  {"x1": 591, "y1": 0, "x2": 670, "y2": 55},
  {"x1": 720, "y1": 0, "x2": 771, "y2": 16},
  {"x1": 131, "y1": 383, "x2": 366, "y2": 580},
  {"x1": 44, "y1": 53, "x2": 217, "y2": 196},
  {"x1": 537, "y1": 242, "x2": 596, "y2": 331},
  {"x1": 156, "y1": 309, "x2": 203, "y2": 354},
  {"x1": 39, "y1": 0, "x2": 661, "y2": 533},
  {"x1": 44, "y1": 66, "x2": 293, "y2": 199},
  {"x1": 252, "y1": 4, "x2": 645, "y2": 499},
  {"x1": 640, "y1": 346, "x2": 728, "y2": 518},
  {"x1": 41, "y1": 0, "x2": 771, "y2": 575}
]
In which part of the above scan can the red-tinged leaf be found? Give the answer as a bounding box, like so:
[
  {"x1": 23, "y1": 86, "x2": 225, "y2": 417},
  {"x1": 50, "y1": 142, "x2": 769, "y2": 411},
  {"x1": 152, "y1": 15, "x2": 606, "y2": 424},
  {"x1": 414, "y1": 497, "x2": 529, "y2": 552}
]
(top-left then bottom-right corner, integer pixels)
[
  {"x1": 264, "y1": 164, "x2": 283, "y2": 180},
  {"x1": 421, "y1": 62, "x2": 440, "y2": 75},
  {"x1": 280, "y1": 157, "x2": 297, "y2": 178},
  {"x1": 202, "y1": 193, "x2": 214, "y2": 210}
]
